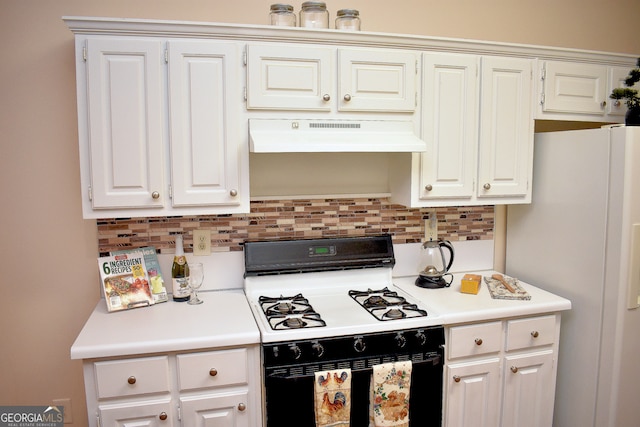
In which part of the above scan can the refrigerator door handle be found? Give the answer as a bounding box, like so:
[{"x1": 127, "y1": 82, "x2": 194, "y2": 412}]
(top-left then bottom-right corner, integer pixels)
[{"x1": 627, "y1": 223, "x2": 640, "y2": 309}]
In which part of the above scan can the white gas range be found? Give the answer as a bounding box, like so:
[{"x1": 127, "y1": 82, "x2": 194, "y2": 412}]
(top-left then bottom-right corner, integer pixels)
[{"x1": 243, "y1": 235, "x2": 445, "y2": 427}]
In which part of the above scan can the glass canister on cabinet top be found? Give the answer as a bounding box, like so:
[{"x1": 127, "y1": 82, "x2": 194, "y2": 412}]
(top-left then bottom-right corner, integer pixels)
[
  {"x1": 270, "y1": 4, "x2": 297, "y2": 26},
  {"x1": 335, "y1": 9, "x2": 360, "y2": 31},
  {"x1": 299, "y1": 1, "x2": 329, "y2": 28}
]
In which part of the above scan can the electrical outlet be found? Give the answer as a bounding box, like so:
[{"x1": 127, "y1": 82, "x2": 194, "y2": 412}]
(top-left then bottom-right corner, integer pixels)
[
  {"x1": 52, "y1": 398, "x2": 72, "y2": 424},
  {"x1": 193, "y1": 229, "x2": 211, "y2": 256},
  {"x1": 425, "y1": 209, "x2": 438, "y2": 241}
]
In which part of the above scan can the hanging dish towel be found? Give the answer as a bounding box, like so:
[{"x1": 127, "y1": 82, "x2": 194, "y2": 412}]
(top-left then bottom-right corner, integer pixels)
[
  {"x1": 370, "y1": 361, "x2": 412, "y2": 427},
  {"x1": 484, "y1": 275, "x2": 531, "y2": 300},
  {"x1": 314, "y1": 368, "x2": 351, "y2": 427}
]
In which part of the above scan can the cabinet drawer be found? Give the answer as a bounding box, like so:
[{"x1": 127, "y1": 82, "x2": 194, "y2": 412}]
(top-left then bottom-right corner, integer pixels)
[
  {"x1": 94, "y1": 356, "x2": 170, "y2": 399},
  {"x1": 177, "y1": 348, "x2": 248, "y2": 391},
  {"x1": 506, "y1": 315, "x2": 556, "y2": 351},
  {"x1": 448, "y1": 322, "x2": 502, "y2": 359}
]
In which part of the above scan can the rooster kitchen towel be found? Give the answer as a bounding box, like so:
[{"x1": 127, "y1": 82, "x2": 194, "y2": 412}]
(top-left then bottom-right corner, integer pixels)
[
  {"x1": 370, "y1": 361, "x2": 412, "y2": 427},
  {"x1": 314, "y1": 369, "x2": 351, "y2": 427}
]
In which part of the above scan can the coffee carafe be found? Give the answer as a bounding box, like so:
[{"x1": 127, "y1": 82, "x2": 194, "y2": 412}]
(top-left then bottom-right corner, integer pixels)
[{"x1": 416, "y1": 239, "x2": 455, "y2": 288}]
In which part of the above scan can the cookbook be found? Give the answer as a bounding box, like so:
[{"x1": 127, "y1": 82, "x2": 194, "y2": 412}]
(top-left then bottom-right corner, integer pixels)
[
  {"x1": 98, "y1": 252, "x2": 155, "y2": 312},
  {"x1": 111, "y1": 246, "x2": 168, "y2": 304}
]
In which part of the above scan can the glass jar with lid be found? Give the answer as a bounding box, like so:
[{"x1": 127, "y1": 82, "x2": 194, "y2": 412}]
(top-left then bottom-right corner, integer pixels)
[
  {"x1": 299, "y1": 1, "x2": 329, "y2": 28},
  {"x1": 270, "y1": 4, "x2": 296, "y2": 27},
  {"x1": 335, "y1": 9, "x2": 360, "y2": 31}
]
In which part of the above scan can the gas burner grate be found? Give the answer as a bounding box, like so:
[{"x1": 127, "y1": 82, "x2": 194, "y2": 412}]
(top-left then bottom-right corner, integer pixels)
[
  {"x1": 349, "y1": 287, "x2": 428, "y2": 321},
  {"x1": 259, "y1": 293, "x2": 326, "y2": 330},
  {"x1": 267, "y1": 313, "x2": 327, "y2": 330}
]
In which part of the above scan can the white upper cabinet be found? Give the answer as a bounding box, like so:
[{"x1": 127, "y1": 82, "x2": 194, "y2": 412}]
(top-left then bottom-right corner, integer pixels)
[
  {"x1": 540, "y1": 61, "x2": 607, "y2": 116},
  {"x1": 419, "y1": 53, "x2": 479, "y2": 201},
  {"x1": 338, "y1": 48, "x2": 417, "y2": 112},
  {"x1": 391, "y1": 53, "x2": 534, "y2": 207},
  {"x1": 477, "y1": 56, "x2": 533, "y2": 200},
  {"x1": 167, "y1": 41, "x2": 242, "y2": 208},
  {"x1": 85, "y1": 38, "x2": 166, "y2": 210},
  {"x1": 246, "y1": 44, "x2": 333, "y2": 111},
  {"x1": 76, "y1": 36, "x2": 248, "y2": 218},
  {"x1": 246, "y1": 44, "x2": 417, "y2": 113},
  {"x1": 536, "y1": 60, "x2": 638, "y2": 122}
]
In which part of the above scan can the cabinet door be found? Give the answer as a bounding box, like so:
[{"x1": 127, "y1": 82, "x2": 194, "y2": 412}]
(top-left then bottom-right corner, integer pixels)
[
  {"x1": 478, "y1": 56, "x2": 533, "y2": 199},
  {"x1": 338, "y1": 48, "x2": 417, "y2": 112},
  {"x1": 85, "y1": 38, "x2": 165, "y2": 209},
  {"x1": 99, "y1": 398, "x2": 174, "y2": 426},
  {"x1": 180, "y1": 392, "x2": 249, "y2": 427},
  {"x1": 419, "y1": 53, "x2": 478, "y2": 201},
  {"x1": 502, "y1": 351, "x2": 555, "y2": 427},
  {"x1": 541, "y1": 61, "x2": 607, "y2": 115},
  {"x1": 168, "y1": 41, "x2": 241, "y2": 207},
  {"x1": 445, "y1": 358, "x2": 501, "y2": 427},
  {"x1": 246, "y1": 44, "x2": 333, "y2": 111}
]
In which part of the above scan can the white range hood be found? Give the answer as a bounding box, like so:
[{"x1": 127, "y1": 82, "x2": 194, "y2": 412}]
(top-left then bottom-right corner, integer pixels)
[{"x1": 249, "y1": 118, "x2": 426, "y2": 153}]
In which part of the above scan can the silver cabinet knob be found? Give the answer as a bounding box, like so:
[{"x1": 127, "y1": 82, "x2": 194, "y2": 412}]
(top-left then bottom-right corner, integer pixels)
[
  {"x1": 322, "y1": 94, "x2": 331, "y2": 102},
  {"x1": 453, "y1": 375, "x2": 461, "y2": 383},
  {"x1": 229, "y1": 189, "x2": 238, "y2": 197},
  {"x1": 209, "y1": 368, "x2": 218, "y2": 377},
  {"x1": 343, "y1": 94, "x2": 352, "y2": 101},
  {"x1": 601, "y1": 101, "x2": 607, "y2": 108},
  {"x1": 511, "y1": 366, "x2": 519, "y2": 373},
  {"x1": 152, "y1": 191, "x2": 160, "y2": 199},
  {"x1": 425, "y1": 184, "x2": 433, "y2": 191},
  {"x1": 127, "y1": 376, "x2": 136, "y2": 384},
  {"x1": 483, "y1": 183, "x2": 491, "y2": 190},
  {"x1": 159, "y1": 412, "x2": 168, "y2": 421},
  {"x1": 531, "y1": 331, "x2": 539, "y2": 338},
  {"x1": 237, "y1": 403, "x2": 246, "y2": 412}
]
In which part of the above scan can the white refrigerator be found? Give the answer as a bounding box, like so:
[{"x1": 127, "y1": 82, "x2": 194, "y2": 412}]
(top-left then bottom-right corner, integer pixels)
[{"x1": 505, "y1": 125, "x2": 640, "y2": 427}]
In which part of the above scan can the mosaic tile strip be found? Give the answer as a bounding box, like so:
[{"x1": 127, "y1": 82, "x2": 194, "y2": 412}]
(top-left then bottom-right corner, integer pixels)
[{"x1": 97, "y1": 199, "x2": 494, "y2": 256}]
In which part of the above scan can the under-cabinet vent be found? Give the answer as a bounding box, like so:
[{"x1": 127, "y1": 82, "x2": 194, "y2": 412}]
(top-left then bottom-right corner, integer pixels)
[
  {"x1": 248, "y1": 118, "x2": 426, "y2": 153},
  {"x1": 309, "y1": 122, "x2": 361, "y2": 129}
]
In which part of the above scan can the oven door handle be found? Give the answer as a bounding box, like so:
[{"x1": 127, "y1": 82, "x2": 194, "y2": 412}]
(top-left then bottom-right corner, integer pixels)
[{"x1": 266, "y1": 352, "x2": 442, "y2": 380}]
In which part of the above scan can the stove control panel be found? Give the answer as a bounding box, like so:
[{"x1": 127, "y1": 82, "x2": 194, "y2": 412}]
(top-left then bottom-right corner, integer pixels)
[{"x1": 263, "y1": 326, "x2": 444, "y2": 368}]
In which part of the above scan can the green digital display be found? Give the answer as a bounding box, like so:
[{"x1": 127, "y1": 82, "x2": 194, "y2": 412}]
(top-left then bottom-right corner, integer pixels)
[{"x1": 315, "y1": 247, "x2": 329, "y2": 254}]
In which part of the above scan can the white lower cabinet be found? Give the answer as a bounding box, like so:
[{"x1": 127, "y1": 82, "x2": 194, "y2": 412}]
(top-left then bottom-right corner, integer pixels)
[
  {"x1": 83, "y1": 346, "x2": 261, "y2": 427},
  {"x1": 444, "y1": 314, "x2": 560, "y2": 427},
  {"x1": 98, "y1": 398, "x2": 174, "y2": 427},
  {"x1": 180, "y1": 392, "x2": 249, "y2": 427},
  {"x1": 446, "y1": 358, "x2": 501, "y2": 427}
]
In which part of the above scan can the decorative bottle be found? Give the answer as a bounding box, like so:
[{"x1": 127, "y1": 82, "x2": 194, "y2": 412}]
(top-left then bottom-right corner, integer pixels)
[{"x1": 171, "y1": 234, "x2": 190, "y2": 302}]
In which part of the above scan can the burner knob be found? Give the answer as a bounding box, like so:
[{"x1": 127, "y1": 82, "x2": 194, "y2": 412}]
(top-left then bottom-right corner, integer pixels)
[
  {"x1": 311, "y1": 341, "x2": 325, "y2": 358},
  {"x1": 353, "y1": 337, "x2": 366, "y2": 353},
  {"x1": 289, "y1": 344, "x2": 302, "y2": 360},
  {"x1": 272, "y1": 346, "x2": 279, "y2": 358},
  {"x1": 395, "y1": 332, "x2": 407, "y2": 348},
  {"x1": 415, "y1": 330, "x2": 428, "y2": 346}
]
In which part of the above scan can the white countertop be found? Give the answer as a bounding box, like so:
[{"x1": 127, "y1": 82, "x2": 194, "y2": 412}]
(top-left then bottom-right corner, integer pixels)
[
  {"x1": 71, "y1": 270, "x2": 571, "y2": 361},
  {"x1": 394, "y1": 270, "x2": 572, "y2": 325},
  {"x1": 70, "y1": 290, "x2": 260, "y2": 360}
]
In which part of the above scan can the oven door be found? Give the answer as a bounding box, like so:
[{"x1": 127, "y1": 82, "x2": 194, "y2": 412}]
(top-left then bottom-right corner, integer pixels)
[{"x1": 263, "y1": 350, "x2": 444, "y2": 427}]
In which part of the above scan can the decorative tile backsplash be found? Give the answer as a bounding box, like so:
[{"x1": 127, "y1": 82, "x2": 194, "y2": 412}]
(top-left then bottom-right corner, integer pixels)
[{"x1": 97, "y1": 198, "x2": 494, "y2": 256}]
